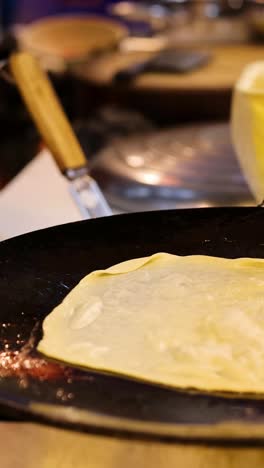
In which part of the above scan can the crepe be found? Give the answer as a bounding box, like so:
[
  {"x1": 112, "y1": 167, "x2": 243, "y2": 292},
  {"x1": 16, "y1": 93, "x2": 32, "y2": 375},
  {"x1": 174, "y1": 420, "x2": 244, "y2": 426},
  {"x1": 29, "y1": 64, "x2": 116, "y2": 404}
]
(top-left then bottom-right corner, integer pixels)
[{"x1": 38, "y1": 253, "x2": 264, "y2": 394}]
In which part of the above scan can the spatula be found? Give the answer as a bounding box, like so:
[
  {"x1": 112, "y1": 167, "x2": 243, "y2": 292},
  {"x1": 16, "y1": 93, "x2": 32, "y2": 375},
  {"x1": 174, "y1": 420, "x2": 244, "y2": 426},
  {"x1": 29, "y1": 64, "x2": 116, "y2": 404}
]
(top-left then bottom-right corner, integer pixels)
[{"x1": 8, "y1": 51, "x2": 112, "y2": 219}]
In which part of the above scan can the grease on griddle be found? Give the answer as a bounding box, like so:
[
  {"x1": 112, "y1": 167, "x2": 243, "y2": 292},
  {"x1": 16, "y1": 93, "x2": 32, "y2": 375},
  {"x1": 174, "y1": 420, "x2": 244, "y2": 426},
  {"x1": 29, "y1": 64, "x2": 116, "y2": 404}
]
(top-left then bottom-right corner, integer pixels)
[
  {"x1": 0, "y1": 320, "x2": 69, "y2": 383},
  {"x1": 56, "y1": 387, "x2": 74, "y2": 402},
  {"x1": 0, "y1": 350, "x2": 67, "y2": 381}
]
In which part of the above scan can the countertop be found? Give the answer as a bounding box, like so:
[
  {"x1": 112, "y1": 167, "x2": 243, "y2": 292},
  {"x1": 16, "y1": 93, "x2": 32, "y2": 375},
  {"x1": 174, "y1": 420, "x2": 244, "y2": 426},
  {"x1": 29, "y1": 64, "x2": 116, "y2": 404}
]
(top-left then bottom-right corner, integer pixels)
[{"x1": 2, "y1": 422, "x2": 264, "y2": 468}]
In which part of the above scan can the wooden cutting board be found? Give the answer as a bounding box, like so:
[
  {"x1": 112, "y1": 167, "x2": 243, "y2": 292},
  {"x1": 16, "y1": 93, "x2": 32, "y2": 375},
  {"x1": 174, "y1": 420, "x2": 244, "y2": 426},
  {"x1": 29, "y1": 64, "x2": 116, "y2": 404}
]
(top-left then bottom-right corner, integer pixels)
[
  {"x1": 76, "y1": 45, "x2": 264, "y2": 93},
  {"x1": 74, "y1": 44, "x2": 264, "y2": 120}
]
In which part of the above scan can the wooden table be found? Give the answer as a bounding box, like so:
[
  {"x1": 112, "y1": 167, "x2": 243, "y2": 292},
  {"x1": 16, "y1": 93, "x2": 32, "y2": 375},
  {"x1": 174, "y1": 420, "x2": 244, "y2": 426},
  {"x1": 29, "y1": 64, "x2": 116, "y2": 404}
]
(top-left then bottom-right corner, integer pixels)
[{"x1": 2, "y1": 422, "x2": 264, "y2": 468}]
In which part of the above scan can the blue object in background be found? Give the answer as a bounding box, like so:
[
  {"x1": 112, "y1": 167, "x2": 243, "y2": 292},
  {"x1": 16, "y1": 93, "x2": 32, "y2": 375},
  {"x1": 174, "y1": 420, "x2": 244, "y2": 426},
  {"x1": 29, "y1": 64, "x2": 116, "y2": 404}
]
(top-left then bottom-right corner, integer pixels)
[
  {"x1": 1, "y1": 0, "x2": 152, "y2": 37},
  {"x1": 1, "y1": 0, "x2": 122, "y2": 25}
]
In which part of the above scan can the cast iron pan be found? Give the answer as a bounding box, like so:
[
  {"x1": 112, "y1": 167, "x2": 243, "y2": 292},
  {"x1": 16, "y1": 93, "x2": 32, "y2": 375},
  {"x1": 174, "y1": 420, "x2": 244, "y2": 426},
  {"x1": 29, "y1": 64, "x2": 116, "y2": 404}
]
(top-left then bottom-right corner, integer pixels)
[{"x1": 1, "y1": 208, "x2": 264, "y2": 444}]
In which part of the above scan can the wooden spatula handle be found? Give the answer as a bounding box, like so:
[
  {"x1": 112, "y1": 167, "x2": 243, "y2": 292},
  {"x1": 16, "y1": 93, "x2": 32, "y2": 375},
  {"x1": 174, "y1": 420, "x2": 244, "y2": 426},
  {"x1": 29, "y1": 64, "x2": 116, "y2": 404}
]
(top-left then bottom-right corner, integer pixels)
[{"x1": 9, "y1": 51, "x2": 86, "y2": 172}]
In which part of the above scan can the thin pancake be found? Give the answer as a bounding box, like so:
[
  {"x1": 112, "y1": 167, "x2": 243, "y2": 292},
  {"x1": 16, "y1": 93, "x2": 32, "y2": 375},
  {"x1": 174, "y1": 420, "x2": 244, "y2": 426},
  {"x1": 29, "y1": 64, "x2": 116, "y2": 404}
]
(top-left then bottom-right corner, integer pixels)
[{"x1": 38, "y1": 253, "x2": 264, "y2": 393}]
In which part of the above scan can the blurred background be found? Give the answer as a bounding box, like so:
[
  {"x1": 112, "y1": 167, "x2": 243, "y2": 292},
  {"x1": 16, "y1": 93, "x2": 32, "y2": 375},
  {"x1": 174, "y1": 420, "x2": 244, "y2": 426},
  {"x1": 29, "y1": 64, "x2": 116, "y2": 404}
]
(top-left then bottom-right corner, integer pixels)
[{"x1": 0, "y1": 0, "x2": 263, "y2": 228}]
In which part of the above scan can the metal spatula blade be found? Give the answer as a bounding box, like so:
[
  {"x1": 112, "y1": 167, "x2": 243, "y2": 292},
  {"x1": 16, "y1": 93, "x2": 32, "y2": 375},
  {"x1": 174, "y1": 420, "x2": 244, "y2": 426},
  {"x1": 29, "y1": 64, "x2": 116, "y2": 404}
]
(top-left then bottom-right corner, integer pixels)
[
  {"x1": 69, "y1": 173, "x2": 112, "y2": 219},
  {"x1": 8, "y1": 51, "x2": 112, "y2": 219}
]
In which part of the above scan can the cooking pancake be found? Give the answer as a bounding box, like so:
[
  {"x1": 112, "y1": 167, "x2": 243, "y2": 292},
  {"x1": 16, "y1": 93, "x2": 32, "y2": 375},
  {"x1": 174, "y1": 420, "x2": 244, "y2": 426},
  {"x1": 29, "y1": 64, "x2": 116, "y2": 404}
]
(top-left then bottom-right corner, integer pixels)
[{"x1": 38, "y1": 252, "x2": 264, "y2": 394}]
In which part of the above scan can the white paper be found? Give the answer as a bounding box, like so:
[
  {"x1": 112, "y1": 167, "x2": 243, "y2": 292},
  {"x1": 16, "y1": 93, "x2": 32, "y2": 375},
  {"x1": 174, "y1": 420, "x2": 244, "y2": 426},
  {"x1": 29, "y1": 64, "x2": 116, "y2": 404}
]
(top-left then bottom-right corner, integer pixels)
[{"x1": 0, "y1": 150, "x2": 82, "y2": 240}]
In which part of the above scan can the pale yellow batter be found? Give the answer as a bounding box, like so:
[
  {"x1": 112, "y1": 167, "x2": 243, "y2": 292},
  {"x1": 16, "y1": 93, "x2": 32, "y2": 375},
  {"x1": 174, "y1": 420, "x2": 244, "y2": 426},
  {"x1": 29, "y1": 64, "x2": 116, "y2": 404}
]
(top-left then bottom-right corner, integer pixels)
[{"x1": 38, "y1": 253, "x2": 264, "y2": 393}]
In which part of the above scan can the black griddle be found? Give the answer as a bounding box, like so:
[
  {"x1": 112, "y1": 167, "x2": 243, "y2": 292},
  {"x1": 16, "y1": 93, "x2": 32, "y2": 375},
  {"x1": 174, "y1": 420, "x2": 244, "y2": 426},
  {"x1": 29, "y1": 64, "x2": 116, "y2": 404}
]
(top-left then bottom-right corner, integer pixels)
[{"x1": 1, "y1": 207, "x2": 264, "y2": 443}]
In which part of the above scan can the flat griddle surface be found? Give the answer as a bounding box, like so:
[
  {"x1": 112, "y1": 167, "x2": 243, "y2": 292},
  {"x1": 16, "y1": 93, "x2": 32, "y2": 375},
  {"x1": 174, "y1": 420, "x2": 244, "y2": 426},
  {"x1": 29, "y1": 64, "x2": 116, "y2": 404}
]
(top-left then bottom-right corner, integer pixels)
[{"x1": 0, "y1": 208, "x2": 264, "y2": 443}]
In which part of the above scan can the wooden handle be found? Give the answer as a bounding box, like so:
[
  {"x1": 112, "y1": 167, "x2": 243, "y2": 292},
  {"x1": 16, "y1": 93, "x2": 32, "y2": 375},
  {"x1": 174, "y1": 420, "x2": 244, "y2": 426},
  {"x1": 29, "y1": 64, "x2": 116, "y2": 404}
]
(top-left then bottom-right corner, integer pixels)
[{"x1": 9, "y1": 51, "x2": 86, "y2": 172}]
